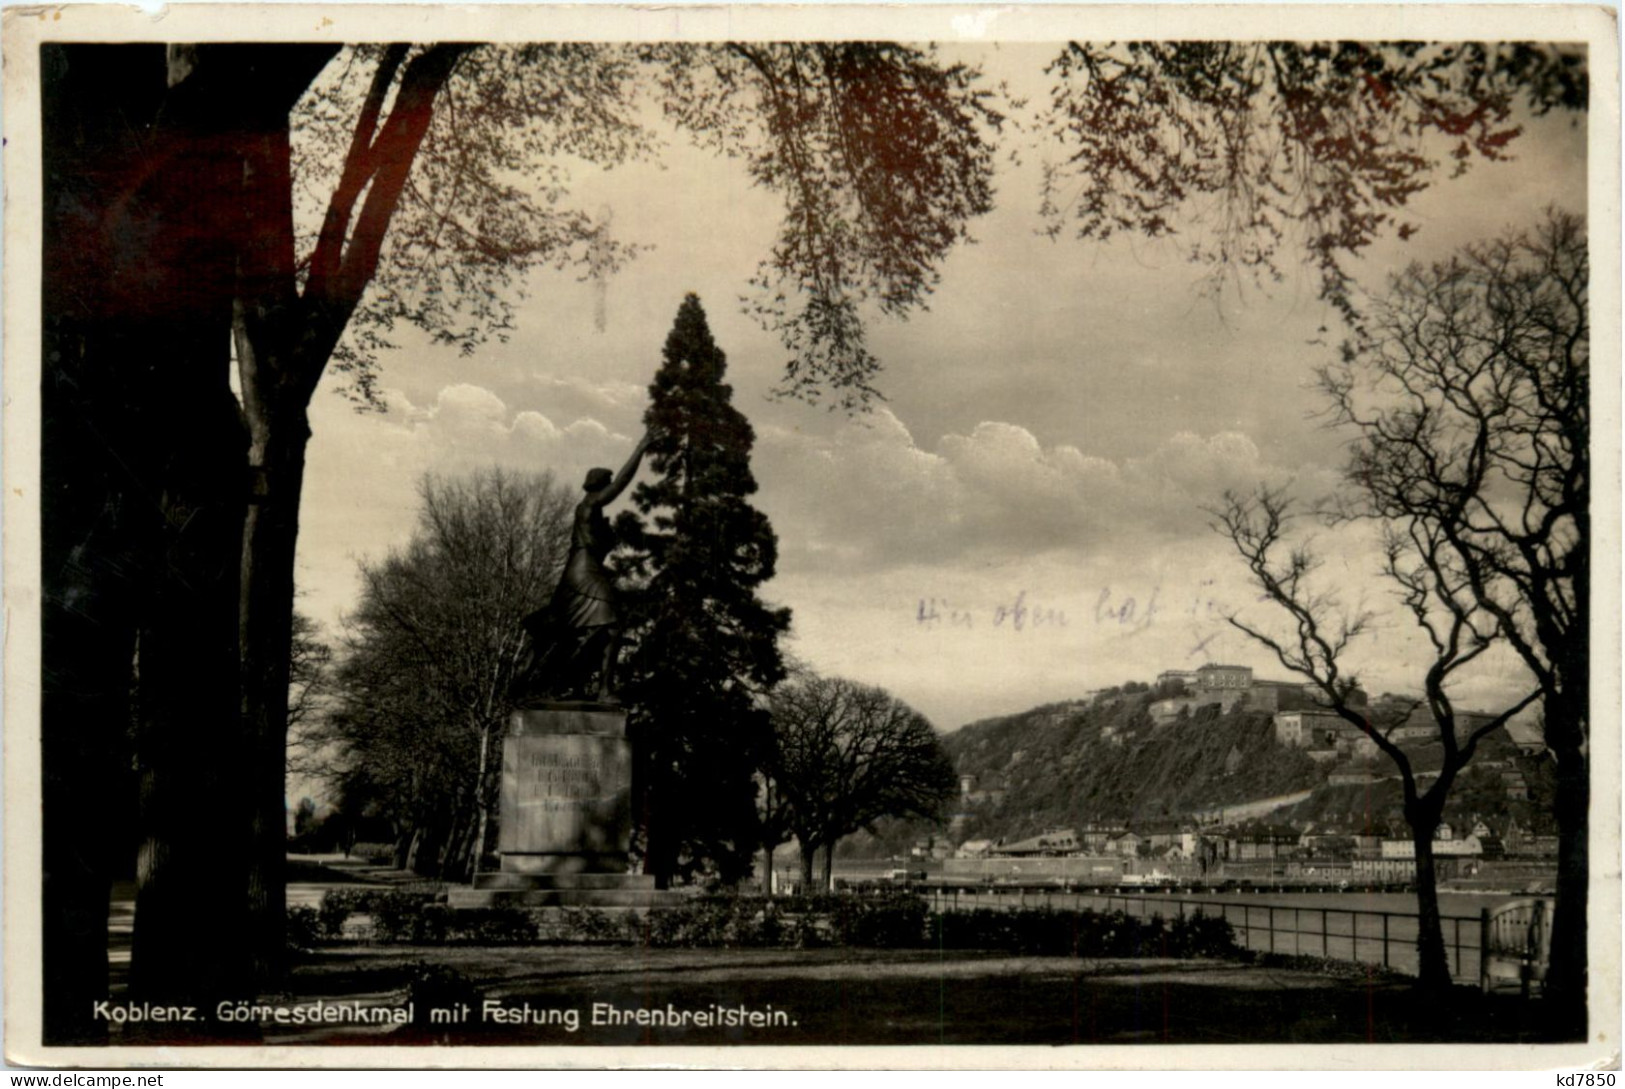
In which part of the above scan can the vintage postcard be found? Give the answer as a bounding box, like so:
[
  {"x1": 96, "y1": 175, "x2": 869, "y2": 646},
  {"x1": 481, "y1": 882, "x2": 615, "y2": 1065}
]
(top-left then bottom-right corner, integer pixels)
[{"x1": 2, "y1": 3, "x2": 1619, "y2": 1071}]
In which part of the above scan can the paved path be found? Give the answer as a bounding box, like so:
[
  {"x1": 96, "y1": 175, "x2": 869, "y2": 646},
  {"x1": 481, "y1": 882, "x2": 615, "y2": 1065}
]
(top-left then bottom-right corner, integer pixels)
[{"x1": 106, "y1": 856, "x2": 411, "y2": 984}]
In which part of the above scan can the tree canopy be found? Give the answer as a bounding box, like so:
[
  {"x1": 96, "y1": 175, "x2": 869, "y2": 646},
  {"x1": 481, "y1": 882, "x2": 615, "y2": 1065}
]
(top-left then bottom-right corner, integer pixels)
[
  {"x1": 766, "y1": 673, "x2": 957, "y2": 890},
  {"x1": 318, "y1": 469, "x2": 574, "y2": 878},
  {"x1": 293, "y1": 43, "x2": 1005, "y2": 409},
  {"x1": 1314, "y1": 207, "x2": 1589, "y2": 1011},
  {"x1": 615, "y1": 295, "x2": 792, "y2": 885},
  {"x1": 1042, "y1": 42, "x2": 1586, "y2": 318},
  {"x1": 1212, "y1": 210, "x2": 1586, "y2": 997},
  {"x1": 1319, "y1": 209, "x2": 1587, "y2": 741}
]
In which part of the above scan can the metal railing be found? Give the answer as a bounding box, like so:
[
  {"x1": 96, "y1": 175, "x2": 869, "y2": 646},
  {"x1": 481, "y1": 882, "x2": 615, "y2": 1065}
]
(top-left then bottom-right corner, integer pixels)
[{"x1": 919, "y1": 886, "x2": 1483, "y2": 983}]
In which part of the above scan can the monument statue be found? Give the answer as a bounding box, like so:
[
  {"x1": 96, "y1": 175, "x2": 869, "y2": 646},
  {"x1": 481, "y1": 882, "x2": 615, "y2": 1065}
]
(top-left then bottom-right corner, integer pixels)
[
  {"x1": 512, "y1": 430, "x2": 653, "y2": 705},
  {"x1": 451, "y1": 429, "x2": 672, "y2": 906}
]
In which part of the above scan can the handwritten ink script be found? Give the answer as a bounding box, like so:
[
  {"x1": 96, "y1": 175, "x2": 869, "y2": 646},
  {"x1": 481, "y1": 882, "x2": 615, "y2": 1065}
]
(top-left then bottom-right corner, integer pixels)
[
  {"x1": 1095, "y1": 580, "x2": 1232, "y2": 638},
  {"x1": 916, "y1": 592, "x2": 1066, "y2": 631},
  {"x1": 914, "y1": 581, "x2": 1231, "y2": 640},
  {"x1": 1094, "y1": 586, "x2": 1158, "y2": 632}
]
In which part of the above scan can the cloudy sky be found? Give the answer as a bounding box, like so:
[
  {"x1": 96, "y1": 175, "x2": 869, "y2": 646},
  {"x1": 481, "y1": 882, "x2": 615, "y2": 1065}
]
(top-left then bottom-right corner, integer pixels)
[{"x1": 293, "y1": 42, "x2": 1588, "y2": 732}]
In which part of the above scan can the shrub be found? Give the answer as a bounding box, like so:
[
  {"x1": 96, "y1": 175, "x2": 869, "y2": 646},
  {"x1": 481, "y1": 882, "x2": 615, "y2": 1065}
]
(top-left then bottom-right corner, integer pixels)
[
  {"x1": 368, "y1": 890, "x2": 438, "y2": 941},
  {"x1": 327, "y1": 894, "x2": 540, "y2": 945},
  {"x1": 413, "y1": 903, "x2": 452, "y2": 944},
  {"x1": 299, "y1": 888, "x2": 1244, "y2": 959},
  {"x1": 784, "y1": 906, "x2": 835, "y2": 949},
  {"x1": 1166, "y1": 910, "x2": 1239, "y2": 959},
  {"x1": 349, "y1": 842, "x2": 397, "y2": 865},
  {"x1": 444, "y1": 906, "x2": 539, "y2": 945},
  {"x1": 538, "y1": 907, "x2": 627, "y2": 944},
  {"x1": 832, "y1": 894, "x2": 929, "y2": 948},
  {"x1": 317, "y1": 888, "x2": 369, "y2": 938},
  {"x1": 1251, "y1": 951, "x2": 1405, "y2": 981},
  {"x1": 286, "y1": 905, "x2": 323, "y2": 949},
  {"x1": 930, "y1": 907, "x2": 1180, "y2": 958},
  {"x1": 315, "y1": 887, "x2": 437, "y2": 942},
  {"x1": 616, "y1": 894, "x2": 927, "y2": 949},
  {"x1": 635, "y1": 899, "x2": 734, "y2": 947},
  {"x1": 931, "y1": 908, "x2": 1024, "y2": 952}
]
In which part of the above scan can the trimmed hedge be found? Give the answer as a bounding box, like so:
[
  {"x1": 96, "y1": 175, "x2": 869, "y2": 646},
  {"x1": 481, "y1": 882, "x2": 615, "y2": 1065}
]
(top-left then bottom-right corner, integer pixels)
[
  {"x1": 931, "y1": 907, "x2": 1236, "y2": 959},
  {"x1": 302, "y1": 888, "x2": 440, "y2": 942},
  {"x1": 1166, "y1": 910, "x2": 1238, "y2": 959},
  {"x1": 293, "y1": 888, "x2": 1239, "y2": 960}
]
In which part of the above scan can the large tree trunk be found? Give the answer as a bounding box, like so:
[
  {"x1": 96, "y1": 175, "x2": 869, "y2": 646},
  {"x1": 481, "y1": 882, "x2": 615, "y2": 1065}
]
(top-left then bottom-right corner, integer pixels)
[
  {"x1": 470, "y1": 725, "x2": 495, "y2": 878},
  {"x1": 639, "y1": 751, "x2": 680, "y2": 889},
  {"x1": 232, "y1": 52, "x2": 338, "y2": 987},
  {"x1": 234, "y1": 42, "x2": 456, "y2": 981},
  {"x1": 796, "y1": 834, "x2": 818, "y2": 892},
  {"x1": 40, "y1": 41, "x2": 178, "y2": 1047},
  {"x1": 130, "y1": 387, "x2": 252, "y2": 1013},
  {"x1": 123, "y1": 51, "x2": 258, "y2": 1018},
  {"x1": 1544, "y1": 492, "x2": 1592, "y2": 1032},
  {"x1": 1407, "y1": 808, "x2": 1453, "y2": 996},
  {"x1": 42, "y1": 42, "x2": 277, "y2": 1036},
  {"x1": 1545, "y1": 709, "x2": 1589, "y2": 1029},
  {"x1": 238, "y1": 409, "x2": 310, "y2": 986},
  {"x1": 40, "y1": 539, "x2": 134, "y2": 1044},
  {"x1": 39, "y1": 454, "x2": 143, "y2": 1042},
  {"x1": 235, "y1": 127, "x2": 299, "y2": 987}
]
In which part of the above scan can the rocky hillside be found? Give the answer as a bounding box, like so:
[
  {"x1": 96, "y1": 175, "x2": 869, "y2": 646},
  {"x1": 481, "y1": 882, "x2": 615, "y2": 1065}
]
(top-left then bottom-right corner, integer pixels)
[
  {"x1": 945, "y1": 689, "x2": 1323, "y2": 842},
  {"x1": 843, "y1": 684, "x2": 1546, "y2": 857}
]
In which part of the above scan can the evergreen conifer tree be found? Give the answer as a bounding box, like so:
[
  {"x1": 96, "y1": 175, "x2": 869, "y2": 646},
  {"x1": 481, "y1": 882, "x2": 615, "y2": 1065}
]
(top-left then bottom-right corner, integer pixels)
[{"x1": 615, "y1": 294, "x2": 791, "y2": 885}]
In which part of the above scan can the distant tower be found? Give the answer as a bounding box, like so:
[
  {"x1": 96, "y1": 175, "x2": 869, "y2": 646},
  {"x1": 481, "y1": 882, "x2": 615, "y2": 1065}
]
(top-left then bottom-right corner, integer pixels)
[{"x1": 960, "y1": 773, "x2": 977, "y2": 799}]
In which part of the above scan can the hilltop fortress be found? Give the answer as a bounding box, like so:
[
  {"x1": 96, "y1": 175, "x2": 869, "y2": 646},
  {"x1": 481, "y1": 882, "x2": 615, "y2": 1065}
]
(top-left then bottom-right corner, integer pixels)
[
  {"x1": 1149, "y1": 662, "x2": 1533, "y2": 763},
  {"x1": 1149, "y1": 662, "x2": 1360, "y2": 721}
]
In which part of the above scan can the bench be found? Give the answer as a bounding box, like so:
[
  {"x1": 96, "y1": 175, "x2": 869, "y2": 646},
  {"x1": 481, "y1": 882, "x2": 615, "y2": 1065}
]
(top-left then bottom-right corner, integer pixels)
[{"x1": 1480, "y1": 897, "x2": 1553, "y2": 997}]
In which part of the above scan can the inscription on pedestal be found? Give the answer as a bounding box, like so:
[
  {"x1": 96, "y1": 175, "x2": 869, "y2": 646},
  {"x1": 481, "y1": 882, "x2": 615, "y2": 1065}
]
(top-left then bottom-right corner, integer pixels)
[{"x1": 497, "y1": 707, "x2": 632, "y2": 867}]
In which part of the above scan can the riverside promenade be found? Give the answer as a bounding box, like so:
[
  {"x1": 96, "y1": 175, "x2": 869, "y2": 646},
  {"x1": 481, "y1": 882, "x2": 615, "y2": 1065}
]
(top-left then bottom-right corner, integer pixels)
[
  {"x1": 93, "y1": 857, "x2": 1568, "y2": 1046},
  {"x1": 918, "y1": 885, "x2": 1538, "y2": 983}
]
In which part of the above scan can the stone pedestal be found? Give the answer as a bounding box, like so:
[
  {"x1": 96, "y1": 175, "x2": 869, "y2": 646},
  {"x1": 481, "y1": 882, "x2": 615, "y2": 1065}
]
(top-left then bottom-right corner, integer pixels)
[
  {"x1": 496, "y1": 705, "x2": 633, "y2": 868},
  {"x1": 449, "y1": 704, "x2": 677, "y2": 910}
]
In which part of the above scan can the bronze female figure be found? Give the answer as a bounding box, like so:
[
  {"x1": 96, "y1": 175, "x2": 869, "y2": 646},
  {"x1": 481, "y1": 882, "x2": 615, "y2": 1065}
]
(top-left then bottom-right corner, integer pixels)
[{"x1": 513, "y1": 431, "x2": 653, "y2": 704}]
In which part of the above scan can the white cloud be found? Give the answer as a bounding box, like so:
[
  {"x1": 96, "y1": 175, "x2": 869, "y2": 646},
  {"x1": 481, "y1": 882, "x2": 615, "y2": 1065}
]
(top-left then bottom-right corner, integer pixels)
[
  {"x1": 382, "y1": 383, "x2": 633, "y2": 472},
  {"x1": 527, "y1": 371, "x2": 647, "y2": 417},
  {"x1": 296, "y1": 380, "x2": 635, "y2": 630},
  {"x1": 755, "y1": 409, "x2": 1335, "y2": 574}
]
